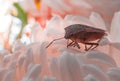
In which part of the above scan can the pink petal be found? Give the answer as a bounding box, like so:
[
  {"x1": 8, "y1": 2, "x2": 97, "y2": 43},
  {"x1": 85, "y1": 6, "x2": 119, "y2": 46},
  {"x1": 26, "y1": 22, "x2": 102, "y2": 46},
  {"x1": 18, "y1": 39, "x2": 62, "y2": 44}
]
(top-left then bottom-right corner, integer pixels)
[
  {"x1": 0, "y1": 68, "x2": 7, "y2": 80},
  {"x1": 50, "y1": 57, "x2": 60, "y2": 80},
  {"x1": 84, "y1": 74, "x2": 99, "y2": 81},
  {"x1": 85, "y1": 50, "x2": 117, "y2": 67},
  {"x1": 64, "y1": 15, "x2": 93, "y2": 26},
  {"x1": 59, "y1": 52, "x2": 84, "y2": 81},
  {"x1": 3, "y1": 70, "x2": 15, "y2": 81},
  {"x1": 45, "y1": 15, "x2": 64, "y2": 39},
  {"x1": 110, "y1": 11, "x2": 120, "y2": 42},
  {"x1": 43, "y1": 76, "x2": 58, "y2": 81},
  {"x1": 22, "y1": 64, "x2": 41, "y2": 81},
  {"x1": 44, "y1": 0, "x2": 71, "y2": 14},
  {"x1": 81, "y1": 64, "x2": 109, "y2": 81},
  {"x1": 107, "y1": 67, "x2": 120, "y2": 81},
  {"x1": 89, "y1": 12, "x2": 106, "y2": 30}
]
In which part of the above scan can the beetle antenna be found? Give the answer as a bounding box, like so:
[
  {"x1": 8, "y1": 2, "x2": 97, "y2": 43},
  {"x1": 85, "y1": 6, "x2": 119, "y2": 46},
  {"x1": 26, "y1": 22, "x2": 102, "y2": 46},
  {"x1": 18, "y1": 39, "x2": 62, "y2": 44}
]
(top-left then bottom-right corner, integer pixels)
[{"x1": 46, "y1": 37, "x2": 64, "y2": 48}]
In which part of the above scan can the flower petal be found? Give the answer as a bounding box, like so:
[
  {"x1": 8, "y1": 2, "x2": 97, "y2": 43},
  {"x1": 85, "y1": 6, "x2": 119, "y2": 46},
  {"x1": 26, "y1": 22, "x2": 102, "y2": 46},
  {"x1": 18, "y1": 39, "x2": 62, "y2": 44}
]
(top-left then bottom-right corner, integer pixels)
[
  {"x1": 22, "y1": 64, "x2": 41, "y2": 81},
  {"x1": 0, "y1": 68, "x2": 7, "y2": 80},
  {"x1": 84, "y1": 74, "x2": 99, "y2": 81},
  {"x1": 59, "y1": 52, "x2": 84, "y2": 81},
  {"x1": 3, "y1": 70, "x2": 15, "y2": 81},
  {"x1": 85, "y1": 50, "x2": 116, "y2": 67},
  {"x1": 64, "y1": 15, "x2": 93, "y2": 26},
  {"x1": 89, "y1": 12, "x2": 106, "y2": 30},
  {"x1": 110, "y1": 11, "x2": 120, "y2": 42},
  {"x1": 8, "y1": 60, "x2": 16, "y2": 70},
  {"x1": 50, "y1": 57, "x2": 61, "y2": 80},
  {"x1": 26, "y1": 48, "x2": 34, "y2": 64},
  {"x1": 82, "y1": 64, "x2": 109, "y2": 81},
  {"x1": 107, "y1": 67, "x2": 120, "y2": 81},
  {"x1": 17, "y1": 55, "x2": 25, "y2": 69},
  {"x1": 45, "y1": 15, "x2": 64, "y2": 39},
  {"x1": 111, "y1": 43, "x2": 120, "y2": 50},
  {"x1": 42, "y1": 76, "x2": 58, "y2": 81}
]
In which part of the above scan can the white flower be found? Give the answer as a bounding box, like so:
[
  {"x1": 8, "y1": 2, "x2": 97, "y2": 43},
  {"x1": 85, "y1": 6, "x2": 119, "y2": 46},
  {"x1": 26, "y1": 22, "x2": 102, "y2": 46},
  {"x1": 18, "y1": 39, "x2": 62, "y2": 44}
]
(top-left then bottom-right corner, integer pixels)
[
  {"x1": 0, "y1": 11, "x2": 120, "y2": 81},
  {"x1": 0, "y1": 1, "x2": 120, "y2": 81},
  {"x1": 0, "y1": 41, "x2": 119, "y2": 81},
  {"x1": 0, "y1": 1, "x2": 22, "y2": 50}
]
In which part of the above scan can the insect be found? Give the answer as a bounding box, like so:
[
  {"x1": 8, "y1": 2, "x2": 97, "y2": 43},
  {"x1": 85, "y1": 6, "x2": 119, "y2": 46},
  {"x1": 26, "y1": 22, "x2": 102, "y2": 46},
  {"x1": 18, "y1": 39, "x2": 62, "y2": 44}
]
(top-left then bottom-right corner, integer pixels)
[{"x1": 46, "y1": 24, "x2": 107, "y2": 51}]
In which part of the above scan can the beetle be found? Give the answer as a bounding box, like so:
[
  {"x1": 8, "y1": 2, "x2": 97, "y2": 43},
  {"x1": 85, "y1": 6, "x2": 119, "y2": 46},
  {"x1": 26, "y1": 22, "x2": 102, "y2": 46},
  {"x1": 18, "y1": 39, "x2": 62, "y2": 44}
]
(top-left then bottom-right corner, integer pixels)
[{"x1": 46, "y1": 24, "x2": 107, "y2": 51}]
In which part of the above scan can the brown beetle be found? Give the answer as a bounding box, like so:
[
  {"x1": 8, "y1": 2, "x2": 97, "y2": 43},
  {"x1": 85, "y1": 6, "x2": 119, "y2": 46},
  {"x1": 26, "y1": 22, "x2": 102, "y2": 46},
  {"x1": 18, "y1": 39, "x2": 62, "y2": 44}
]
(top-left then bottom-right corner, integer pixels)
[{"x1": 46, "y1": 24, "x2": 107, "y2": 51}]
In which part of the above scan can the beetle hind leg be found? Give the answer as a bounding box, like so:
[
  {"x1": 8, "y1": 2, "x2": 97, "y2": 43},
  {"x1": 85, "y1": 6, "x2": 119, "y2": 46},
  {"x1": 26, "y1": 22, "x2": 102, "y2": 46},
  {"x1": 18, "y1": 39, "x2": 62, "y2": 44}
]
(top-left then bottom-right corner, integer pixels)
[
  {"x1": 84, "y1": 42, "x2": 99, "y2": 51},
  {"x1": 74, "y1": 42, "x2": 80, "y2": 49},
  {"x1": 67, "y1": 40, "x2": 80, "y2": 49}
]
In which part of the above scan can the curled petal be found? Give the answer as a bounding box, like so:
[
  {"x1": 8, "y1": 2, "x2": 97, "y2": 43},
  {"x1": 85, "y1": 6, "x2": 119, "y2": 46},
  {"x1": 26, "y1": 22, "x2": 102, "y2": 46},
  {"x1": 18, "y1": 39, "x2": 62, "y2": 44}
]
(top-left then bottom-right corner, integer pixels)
[
  {"x1": 45, "y1": 15, "x2": 64, "y2": 38},
  {"x1": 81, "y1": 64, "x2": 109, "y2": 81},
  {"x1": 111, "y1": 43, "x2": 120, "y2": 51},
  {"x1": 110, "y1": 11, "x2": 120, "y2": 43},
  {"x1": 22, "y1": 64, "x2": 41, "y2": 81},
  {"x1": 107, "y1": 67, "x2": 120, "y2": 81},
  {"x1": 44, "y1": 0, "x2": 69, "y2": 14},
  {"x1": 89, "y1": 12, "x2": 106, "y2": 30},
  {"x1": 85, "y1": 50, "x2": 117, "y2": 67},
  {"x1": 42, "y1": 76, "x2": 58, "y2": 81},
  {"x1": 26, "y1": 48, "x2": 34, "y2": 64},
  {"x1": 2, "y1": 54, "x2": 13, "y2": 66},
  {"x1": 69, "y1": 0, "x2": 92, "y2": 9},
  {"x1": 50, "y1": 57, "x2": 61, "y2": 80},
  {"x1": 64, "y1": 15, "x2": 93, "y2": 27},
  {"x1": 84, "y1": 74, "x2": 99, "y2": 81},
  {"x1": 36, "y1": 42, "x2": 47, "y2": 64},
  {"x1": 31, "y1": 23, "x2": 44, "y2": 42},
  {"x1": 17, "y1": 55, "x2": 25, "y2": 69},
  {"x1": 3, "y1": 70, "x2": 15, "y2": 81},
  {"x1": 59, "y1": 52, "x2": 84, "y2": 81},
  {"x1": 8, "y1": 60, "x2": 16, "y2": 70},
  {"x1": 0, "y1": 68, "x2": 7, "y2": 80}
]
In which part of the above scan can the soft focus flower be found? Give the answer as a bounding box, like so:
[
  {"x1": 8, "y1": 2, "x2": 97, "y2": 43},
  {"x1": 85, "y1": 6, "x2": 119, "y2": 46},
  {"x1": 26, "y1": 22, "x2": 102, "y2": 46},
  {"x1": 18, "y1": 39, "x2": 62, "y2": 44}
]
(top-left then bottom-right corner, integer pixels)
[
  {"x1": 18, "y1": 0, "x2": 120, "y2": 27},
  {"x1": 0, "y1": 1, "x2": 22, "y2": 51},
  {"x1": 0, "y1": 0, "x2": 120, "y2": 81},
  {"x1": 30, "y1": 10, "x2": 120, "y2": 67},
  {"x1": 0, "y1": 10, "x2": 119, "y2": 81},
  {"x1": 0, "y1": 40, "x2": 119, "y2": 81}
]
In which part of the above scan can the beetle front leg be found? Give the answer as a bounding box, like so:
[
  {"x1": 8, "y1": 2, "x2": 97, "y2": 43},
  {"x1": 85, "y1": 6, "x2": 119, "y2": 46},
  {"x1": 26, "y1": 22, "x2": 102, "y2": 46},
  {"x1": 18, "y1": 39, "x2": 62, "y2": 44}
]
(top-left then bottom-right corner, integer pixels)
[{"x1": 67, "y1": 40, "x2": 74, "y2": 48}]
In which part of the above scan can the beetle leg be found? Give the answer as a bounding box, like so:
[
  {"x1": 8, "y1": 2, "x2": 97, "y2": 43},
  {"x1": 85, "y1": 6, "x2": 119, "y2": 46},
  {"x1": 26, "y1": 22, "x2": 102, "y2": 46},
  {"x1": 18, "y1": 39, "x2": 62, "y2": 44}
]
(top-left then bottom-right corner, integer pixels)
[
  {"x1": 72, "y1": 42, "x2": 76, "y2": 47},
  {"x1": 85, "y1": 44, "x2": 90, "y2": 51},
  {"x1": 46, "y1": 37, "x2": 64, "y2": 48},
  {"x1": 72, "y1": 42, "x2": 80, "y2": 49},
  {"x1": 67, "y1": 41, "x2": 80, "y2": 49},
  {"x1": 86, "y1": 44, "x2": 94, "y2": 51},
  {"x1": 84, "y1": 42, "x2": 99, "y2": 51},
  {"x1": 85, "y1": 43, "x2": 93, "y2": 51},
  {"x1": 75, "y1": 42, "x2": 80, "y2": 49},
  {"x1": 88, "y1": 39, "x2": 101, "y2": 50},
  {"x1": 67, "y1": 41, "x2": 74, "y2": 48},
  {"x1": 67, "y1": 39, "x2": 69, "y2": 47},
  {"x1": 91, "y1": 44, "x2": 99, "y2": 50}
]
